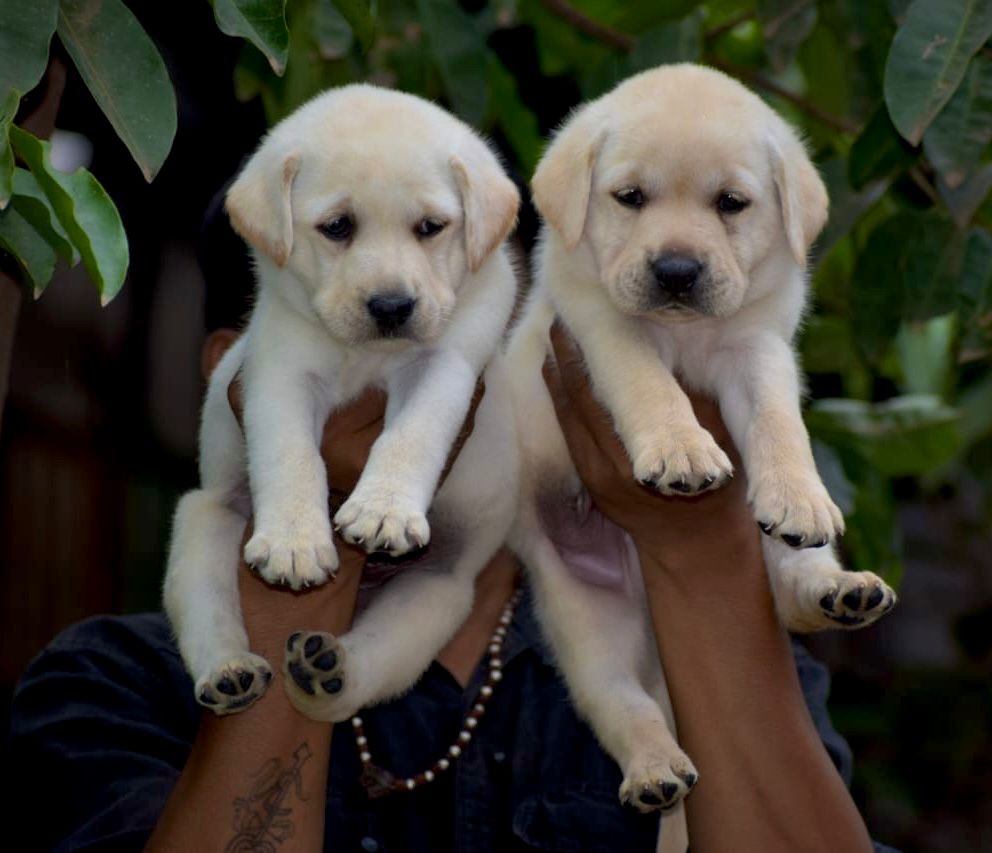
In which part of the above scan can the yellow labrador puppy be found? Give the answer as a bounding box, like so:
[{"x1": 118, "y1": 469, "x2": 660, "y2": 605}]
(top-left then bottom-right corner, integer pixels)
[
  {"x1": 164, "y1": 85, "x2": 520, "y2": 721},
  {"x1": 507, "y1": 64, "x2": 895, "y2": 845}
]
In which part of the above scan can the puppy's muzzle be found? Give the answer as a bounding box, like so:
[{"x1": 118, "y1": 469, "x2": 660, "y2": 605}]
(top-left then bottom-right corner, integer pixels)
[
  {"x1": 651, "y1": 253, "x2": 703, "y2": 299},
  {"x1": 367, "y1": 293, "x2": 416, "y2": 336}
]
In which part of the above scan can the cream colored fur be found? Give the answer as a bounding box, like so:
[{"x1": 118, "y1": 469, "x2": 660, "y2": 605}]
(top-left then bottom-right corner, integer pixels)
[
  {"x1": 507, "y1": 64, "x2": 896, "y2": 852},
  {"x1": 164, "y1": 85, "x2": 521, "y2": 720}
]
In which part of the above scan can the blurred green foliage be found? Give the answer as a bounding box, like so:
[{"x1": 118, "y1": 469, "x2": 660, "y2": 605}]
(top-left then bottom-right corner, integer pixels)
[{"x1": 1, "y1": 0, "x2": 991, "y2": 588}]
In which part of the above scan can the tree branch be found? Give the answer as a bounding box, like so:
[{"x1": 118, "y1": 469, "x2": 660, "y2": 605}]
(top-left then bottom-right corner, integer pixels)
[{"x1": 540, "y1": 0, "x2": 633, "y2": 51}]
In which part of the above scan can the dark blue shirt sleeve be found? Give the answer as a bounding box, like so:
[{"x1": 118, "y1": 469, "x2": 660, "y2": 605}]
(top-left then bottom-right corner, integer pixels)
[{"x1": 4, "y1": 614, "x2": 198, "y2": 852}]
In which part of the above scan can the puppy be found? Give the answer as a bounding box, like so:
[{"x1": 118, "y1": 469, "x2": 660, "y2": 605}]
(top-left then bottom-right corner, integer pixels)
[
  {"x1": 506, "y1": 64, "x2": 896, "y2": 844},
  {"x1": 164, "y1": 85, "x2": 521, "y2": 721}
]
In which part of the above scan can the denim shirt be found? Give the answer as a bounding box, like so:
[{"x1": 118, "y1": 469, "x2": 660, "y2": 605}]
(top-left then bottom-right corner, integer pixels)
[{"x1": 5, "y1": 585, "x2": 897, "y2": 852}]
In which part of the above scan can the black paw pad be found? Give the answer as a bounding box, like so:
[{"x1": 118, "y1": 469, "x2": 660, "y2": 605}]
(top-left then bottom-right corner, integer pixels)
[
  {"x1": 810, "y1": 538, "x2": 829, "y2": 548},
  {"x1": 700, "y1": 475, "x2": 716, "y2": 489},
  {"x1": 217, "y1": 677, "x2": 238, "y2": 696},
  {"x1": 287, "y1": 631, "x2": 302, "y2": 651},
  {"x1": 866, "y1": 586, "x2": 884, "y2": 609},
  {"x1": 314, "y1": 651, "x2": 338, "y2": 671},
  {"x1": 660, "y1": 782, "x2": 679, "y2": 802},
  {"x1": 683, "y1": 772, "x2": 698, "y2": 789},
  {"x1": 819, "y1": 591, "x2": 837, "y2": 612},
  {"x1": 304, "y1": 635, "x2": 324, "y2": 657},
  {"x1": 320, "y1": 677, "x2": 343, "y2": 694},
  {"x1": 638, "y1": 789, "x2": 662, "y2": 806},
  {"x1": 198, "y1": 690, "x2": 218, "y2": 705},
  {"x1": 842, "y1": 588, "x2": 863, "y2": 610},
  {"x1": 238, "y1": 671, "x2": 255, "y2": 691},
  {"x1": 781, "y1": 532, "x2": 805, "y2": 548},
  {"x1": 288, "y1": 661, "x2": 315, "y2": 695},
  {"x1": 667, "y1": 479, "x2": 691, "y2": 493},
  {"x1": 833, "y1": 613, "x2": 866, "y2": 627}
]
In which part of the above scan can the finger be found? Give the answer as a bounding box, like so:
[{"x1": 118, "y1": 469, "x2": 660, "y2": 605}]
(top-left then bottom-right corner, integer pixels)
[
  {"x1": 542, "y1": 351, "x2": 615, "y2": 488},
  {"x1": 548, "y1": 321, "x2": 633, "y2": 476},
  {"x1": 325, "y1": 387, "x2": 387, "y2": 439}
]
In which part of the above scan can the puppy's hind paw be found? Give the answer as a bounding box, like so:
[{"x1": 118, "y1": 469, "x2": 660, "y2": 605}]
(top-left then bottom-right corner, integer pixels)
[
  {"x1": 619, "y1": 750, "x2": 698, "y2": 814},
  {"x1": 283, "y1": 630, "x2": 350, "y2": 720},
  {"x1": 817, "y1": 572, "x2": 897, "y2": 629},
  {"x1": 195, "y1": 653, "x2": 273, "y2": 715}
]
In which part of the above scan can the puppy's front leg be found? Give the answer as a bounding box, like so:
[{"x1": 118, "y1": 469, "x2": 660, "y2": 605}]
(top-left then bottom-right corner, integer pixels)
[
  {"x1": 242, "y1": 341, "x2": 337, "y2": 589},
  {"x1": 715, "y1": 334, "x2": 844, "y2": 548},
  {"x1": 569, "y1": 313, "x2": 733, "y2": 495},
  {"x1": 334, "y1": 351, "x2": 476, "y2": 555}
]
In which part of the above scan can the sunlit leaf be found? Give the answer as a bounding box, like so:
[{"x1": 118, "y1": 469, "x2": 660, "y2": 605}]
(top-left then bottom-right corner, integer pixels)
[
  {"x1": 923, "y1": 52, "x2": 992, "y2": 188},
  {"x1": 883, "y1": 0, "x2": 992, "y2": 145},
  {"x1": 0, "y1": 0, "x2": 58, "y2": 102},
  {"x1": 807, "y1": 394, "x2": 960, "y2": 477},
  {"x1": 57, "y1": 0, "x2": 177, "y2": 182},
  {"x1": 213, "y1": 0, "x2": 289, "y2": 75},
  {"x1": 895, "y1": 313, "x2": 955, "y2": 396},
  {"x1": 9, "y1": 126, "x2": 128, "y2": 304}
]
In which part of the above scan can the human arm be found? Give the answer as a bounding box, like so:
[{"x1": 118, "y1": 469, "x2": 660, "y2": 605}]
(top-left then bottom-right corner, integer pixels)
[{"x1": 543, "y1": 323, "x2": 874, "y2": 853}]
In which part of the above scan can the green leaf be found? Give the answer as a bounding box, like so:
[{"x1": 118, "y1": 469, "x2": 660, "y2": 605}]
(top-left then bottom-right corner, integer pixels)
[
  {"x1": 566, "y1": 0, "x2": 700, "y2": 32},
  {"x1": 416, "y1": 0, "x2": 488, "y2": 127},
  {"x1": 757, "y1": 0, "x2": 817, "y2": 72},
  {"x1": 488, "y1": 57, "x2": 541, "y2": 177},
  {"x1": 518, "y1": 0, "x2": 612, "y2": 78},
  {"x1": 956, "y1": 227, "x2": 992, "y2": 362},
  {"x1": 0, "y1": 0, "x2": 58, "y2": 101},
  {"x1": 938, "y1": 163, "x2": 992, "y2": 228},
  {"x1": 844, "y1": 465, "x2": 903, "y2": 585},
  {"x1": 0, "y1": 115, "x2": 13, "y2": 210},
  {"x1": 57, "y1": 0, "x2": 177, "y2": 182},
  {"x1": 627, "y1": 13, "x2": 703, "y2": 70},
  {"x1": 848, "y1": 105, "x2": 917, "y2": 190},
  {"x1": 817, "y1": 157, "x2": 886, "y2": 255},
  {"x1": 315, "y1": 0, "x2": 353, "y2": 59},
  {"x1": 9, "y1": 167, "x2": 77, "y2": 263},
  {"x1": 923, "y1": 52, "x2": 992, "y2": 188},
  {"x1": 812, "y1": 439, "x2": 856, "y2": 515},
  {"x1": 330, "y1": 0, "x2": 375, "y2": 51},
  {"x1": 957, "y1": 369, "x2": 992, "y2": 444},
  {"x1": 894, "y1": 313, "x2": 955, "y2": 396},
  {"x1": 807, "y1": 394, "x2": 960, "y2": 477},
  {"x1": 0, "y1": 204, "x2": 56, "y2": 294},
  {"x1": 883, "y1": 0, "x2": 992, "y2": 145},
  {"x1": 213, "y1": 0, "x2": 289, "y2": 75},
  {"x1": 9, "y1": 126, "x2": 128, "y2": 304},
  {"x1": 851, "y1": 212, "x2": 959, "y2": 359}
]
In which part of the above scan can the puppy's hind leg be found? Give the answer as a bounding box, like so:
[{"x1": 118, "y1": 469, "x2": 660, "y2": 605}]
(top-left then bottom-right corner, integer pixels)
[
  {"x1": 164, "y1": 489, "x2": 273, "y2": 714},
  {"x1": 763, "y1": 537, "x2": 897, "y2": 633}
]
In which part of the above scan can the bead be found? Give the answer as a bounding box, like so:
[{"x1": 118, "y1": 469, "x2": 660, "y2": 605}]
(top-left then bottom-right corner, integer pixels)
[
  {"x1": 360, "y1": 751, "x2": 371, "y2": 763},
  {"x1": 449, "y1": 745, "x2": 462, "y2": 758},
  {"x1": 473, "y1": 703, "x2": 485, "y2": 714},
  {"x1": 459, "y1": 731, "x2": 472, "y2": 743},
  {"x1": 481, "y1": 685, "x2": 493, "y2": 697},
  {"x1": 490, "y1": 670, "x2": 503, "y2": 682},
  {"x1": 352, "y1": 717, "x2": 363, "y2": 728},
  {"x1": 405, "y1": 779, "x2": 416, "y2": 790},
  {"x1": 490, "y1": 657, "x2": 502, "y2": 668},
  {"x1": 356, "y1": 735, "x2": 367, "y2": 746},
  {"x1": 488, "y1": 643, "x2": 500, "y2": 654},
  {"x1": 466, "y1": 717, "x2": 478, "y2": 729},
  {"x1": 438, "y1": 758, "x2": 450, "y2": 770},
  {"x1": 494, "y1": 627, "x2": 507, "y2": 637},
  {"x1": 424, "y1": 770, "x2": 435, "y2": 782}
]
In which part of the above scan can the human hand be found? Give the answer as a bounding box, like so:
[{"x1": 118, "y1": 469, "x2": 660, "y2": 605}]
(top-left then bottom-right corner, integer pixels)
[{"x1": 543, "y1": 321, "x2": 760, "y2": 576}]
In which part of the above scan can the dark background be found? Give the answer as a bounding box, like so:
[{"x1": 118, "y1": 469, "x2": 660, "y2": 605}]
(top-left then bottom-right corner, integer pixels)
[{"x1": 1, "y1": 3, "x2": 990, "y2": 852}]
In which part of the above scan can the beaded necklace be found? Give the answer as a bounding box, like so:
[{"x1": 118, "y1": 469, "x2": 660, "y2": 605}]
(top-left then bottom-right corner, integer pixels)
[{"x1": 353, "y1": 587, "x2": 523, "y2": 798}]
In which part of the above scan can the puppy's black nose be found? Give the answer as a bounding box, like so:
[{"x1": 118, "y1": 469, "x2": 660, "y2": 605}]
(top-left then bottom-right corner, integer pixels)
[
  {"x1": 367, "y1": 294, "x2": 416, "y2": 333},
  {"x1": 652, "y1": 254, "x2": 702, "y2": 296}
]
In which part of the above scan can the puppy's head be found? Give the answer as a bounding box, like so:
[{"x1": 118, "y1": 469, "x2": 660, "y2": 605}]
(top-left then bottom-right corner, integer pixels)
[
  {"x1": 226, "y1": 85, "x2": 519, "y2": 347},
  {"x1": 532, "y1": 64, "x2": 828, "y2": 321}
]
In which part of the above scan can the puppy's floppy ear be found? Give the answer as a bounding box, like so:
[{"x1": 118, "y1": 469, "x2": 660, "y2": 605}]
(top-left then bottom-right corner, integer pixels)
[
  {"x1": 768, "y1": 124, "x2": 828, "y2": 269},
  {"x1": 225, "y1": 142, "x2": 301, "y2": 268},
  {"x1": 451, "y1": 138, "x2": 520, "y2": 273},
  {"x1": 531, "y1": 107, "x2": 605, "y2": 250}
]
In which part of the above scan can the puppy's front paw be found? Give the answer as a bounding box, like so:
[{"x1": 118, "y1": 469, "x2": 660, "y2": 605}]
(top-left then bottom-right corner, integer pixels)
[
  {"x1": 195, "y1": 653, "x2": 273, "y2": 715},
  {"x1": 334, "y1": 488, "x2": 429, "y2": 556},
  {"x1": 244, "y1": 515, "x2": 338, "y2": 590},
  {"x1": 633, "y1": 425, "x2": 733, "y2": 496},
  {"x1": 750, "y1": 469, "x2": 844, "y2": 548},
  {"x1": 619, "y1": 748, "x2": 698, "y2": 814},
  {"x1": 816, "y1": 572, "x2": 897, "y2": 629}
]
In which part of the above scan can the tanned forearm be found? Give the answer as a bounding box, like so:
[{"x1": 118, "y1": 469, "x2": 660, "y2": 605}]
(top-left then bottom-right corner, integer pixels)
[
  {"x1": 638, "y1": 527, "x2": 873, "y2": 853},
  {"x1": 147, "y1": 565, "x2": 361, "y2": 853}
]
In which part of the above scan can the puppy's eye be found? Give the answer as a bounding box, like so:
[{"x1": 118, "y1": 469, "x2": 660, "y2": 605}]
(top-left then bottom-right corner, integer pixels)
[
  {"x1": 318, "y1": 215, "x2": 354, "y2": 241},
  {"x1": 416, "y1": 218, "x2": 446, "y2": 238},
  {"x1": 614, "y1": 187, "x2": 645, "y2": 209},
  {"x1": 716, "y1": 192, "x2": 750, "y2": 214}
]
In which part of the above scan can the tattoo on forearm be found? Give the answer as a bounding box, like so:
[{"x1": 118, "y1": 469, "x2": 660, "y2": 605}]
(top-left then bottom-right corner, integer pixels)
[{"x1": 224, "y1": 742, "x2": 314, "y2": 852}]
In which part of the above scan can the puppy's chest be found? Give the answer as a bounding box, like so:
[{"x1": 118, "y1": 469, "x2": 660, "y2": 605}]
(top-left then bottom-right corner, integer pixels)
[{"x1": 644, "y1": 322, "x2": 726, "y2": 391}]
